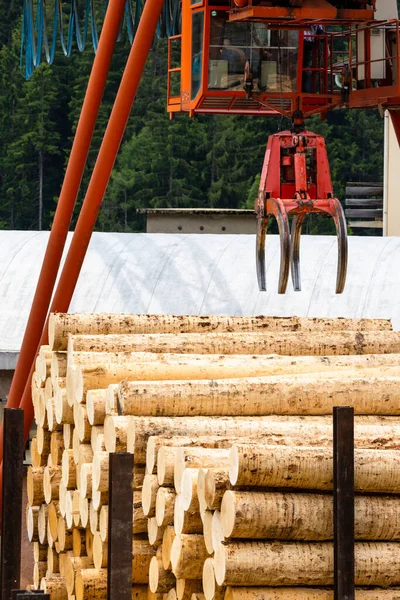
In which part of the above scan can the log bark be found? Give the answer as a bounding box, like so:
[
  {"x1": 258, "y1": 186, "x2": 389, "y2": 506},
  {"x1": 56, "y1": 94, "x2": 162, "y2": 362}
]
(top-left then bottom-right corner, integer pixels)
[
  {"x1": 51, "y1": 432, "x2": 65, "y2": 466},
  {"x1": 221, "y1": 491, "x2": 400, "y2": 540},
  {"x1": 51, "y1": 352, "x2": 67, "y2": 385},
  {"x1": 48, "y1": 500, "x2": 61, "y2": 542},
  {"x1": 158, "y1": 447, "x2": 180, "y2": 487},
  {"x1": 230, "y1": 445, "x2": 400, "y2": 492},
  {"x1": 118, "y1": 371, "x2": 400, "y2": 417},
  {"x1": 214, "y1": 541, "x2": 400, "y2": 587},
  {"x1": 50, "y1": 313, "x2": 390, "y2": 350},
  {"x1": 92, "y1": 451, "x2": 109, "y2": 493},
  {"x1": 171, "y1": 534, "x2": 209, "y2": 579},
  {"x1": 43, "y1": 465, "x2": 62, "y2": 503},
  {"x1": 62, "y1": 449, "x2": 77, "y2": 489},
  {"x1": 37, "y1": 425, "x2": 51, "y2": 455},
  {"x1": 133, "y1": 490, "x2": 148, "y2": 534},
  {"x1": 79, "y1": 463, "x2": 93, "y2": 499}
]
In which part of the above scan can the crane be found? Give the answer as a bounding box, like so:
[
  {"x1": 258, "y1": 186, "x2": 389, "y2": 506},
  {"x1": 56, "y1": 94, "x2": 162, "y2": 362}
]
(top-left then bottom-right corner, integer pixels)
[{"x1": 0, "y1": 0, "x2": 399, "y2": 518}]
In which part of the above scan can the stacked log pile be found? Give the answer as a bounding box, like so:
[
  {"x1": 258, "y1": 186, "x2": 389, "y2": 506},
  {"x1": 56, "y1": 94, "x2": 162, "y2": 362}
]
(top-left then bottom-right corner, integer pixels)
[{"x1": 25, "y1": 313, "x2": 400, "y2": 600}]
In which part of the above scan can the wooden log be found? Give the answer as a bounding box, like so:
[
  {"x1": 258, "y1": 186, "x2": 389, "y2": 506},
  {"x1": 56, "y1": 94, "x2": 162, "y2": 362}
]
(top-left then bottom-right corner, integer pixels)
[
  {"x1": 76, "y1": 405, "x2": 91, "y2": 443},
  {"x1": 67, "y1": 329, "x2": 400, "y2": 357},
  {"x1": 59, "y1": 481, "x2": 67, "y2": 517},
  {"x1": 92, "y1": 489, "x2": 108, "y2": 512},
  {"x1": 37, "y1": 390, "x2": 48, "y2": 428},
  {"x1": 132, "y1": 539, "x2": 157, "y2": 584},
  {"x1": 214, "y1": 541, "x2": 400, "y2": 586},
  {"x1": 130, "y1": 415, "x2": 400, "y2": 469},
  {"x1": 91, "y1": 426, "x2": 106, "y2": 452},
  {"x1": 203, "y1": 511, "x2": 214, "y2": 555},
  {"x1": 47, "y1": 397, "x2": 63, "y2": 433},
  {"x1": 119, "y1": 370, "x2": 400, "y2": 417},
  {"x1": 156, "y1": 488, "x2": 176, "y2": 528},
  {"x1": 202, "y1": 558, "x2": 225, "y2": 600},
  {"x1": 51, "y1": 352, "x2": 67, "y2": 384},
  {"x1": 191, "y1": 595, "x2": 206, "y2": 600},
  {"x1": 133, "y1": 490, "x2": 148, "y2": 534},
  {"x1": 175, "y1": 449, "x2": 230, "y2": 494},
  {"x1": 106, "y1": 384, "x2": 118, "y2": 415},
  {"x1": 162, "y1": 526, "x2": 176, "y2": 570},
  {"x1": 86, "y1": 389, "x2": 108, "y2": 425},
  {"x1": 65, "y1": 491, "x2": 74, "y2": 530},
  {"x1": 212, "y1": 511, "x2": 225, "y2": 554},
  {"x1": 75, "y1": 442, "x2": 93, "y2": 467},
  {"x1": 57, "y1": 516, "x2": 73, "y2": 551},
  {"x1": 50, "y1": 313, "x2": 391, "y2": 349},
  {"x1": 62, "y1": 449, "x2": 77, "y2": 489},
  {"x1": 204, "y1": 469, "x2": 230, "y2": 511},
  {"x1": 174, "y1": 494, "x2": 203, "y2": 536},
  {"x1": 73, "y1": 491, "x2": 82, "y2": 528},
  {"x1": 38, "y1": 504, "x2": 48, "y2": 545},
  {"x1": 89, "y1": 501, "x2": 98, "y2": 534},
  {"x1": 44, "y1": 465, "x2": 62, "y2": 503},
  {"x1": 143, "y1": 474, "x2": 159, "y2": 517},
  {"x1": 65, "y1": 556, "x2": 93, "y2": 595},
  {"x1": 171, "y1": 534, "x2": 209, "y2": 579},
  {"x1": 33, "y1": 541, "x2": 48, "y2": 562},
  {"x1": 230, "y1": 445, "x2": 400, "y2": 492},
  {"x1": 176, "y1": 579, "x2": 202, "y2": 600},
  {"x1": 37, "y1": 425, "x2": 51, "y2": 455},
  {"x1": 99, "y1": 505, "x2": 108, "y2": 542},
  {"x1": 34, "y1": 561, "x2": 47, "y2": 588},
  {"x1": 51, "y1": 431, "x2": 65, "y2": 465},
  {"x1": 27, "y1": 467, "x2": 45, "y2": 506},
  {"x1": 93, "y1": 531, "x2": 108, "y2": 569},
  {"x1": 63, "y1": 424, "x2": 72, "y2": 450},
  {"x1": 131, "y1": 586, "x2": 148, "y2": 600},
  {"x1": 48, "y1": 500, "x2": 61, "y2": 542},
  {"x1": 181, "y1": 469, "x2": 199, "y2": 513},
  {"x1": 55, "y1": 387, "x2": 74, "y2": 426},
  {"x1": 38, "y1": 345, "x2": 52, "y2": 382},
  {"x1": 79, "y1": 494, "x2": 89, "y2": 529},
  {"x1": 92, "y1": 451, "x2": 109, "y2": 493},
  {"x1": 167, "y1": 591, "x2": 177, "y2": 600},
  {"x1": 31, "y1": 438, "x2": 47, "y2": 467},
  {"x1": 221, "y1": 491, "x2": 400, "y2": 540},
  {"x1": 75, "y1": 568, "x2": 107, "y2": 600},
  {"x1": 148, "y1": 517, "x2": 164, "y2": 547},
  {"x1": 48, "y1": 546, "x2": 60, "y2": 574},
  {"x1": 27, "y1": 505, "x2": 40, "y2": 541},
  {"x1": 158, "y1": 447, "x2": 179, "y2": 487},
  {"x1": 104, "y1": 415, "x2": 130, "y2": 452},
  {"x1": 41, "y1": 575, "x2": 68, "y2": 600},
  {"x1": 224, "y1": 589, "x2": 400, "y2": 600},
  {"x1": 149, "y1": 555, "x2": 177, "y2": 593},
  {"x1": 80, "y1": 463, "x2": 93, "y2": 499},
  {"x1": 86, "y1": 529, "x2": 94, "y2": 559}
]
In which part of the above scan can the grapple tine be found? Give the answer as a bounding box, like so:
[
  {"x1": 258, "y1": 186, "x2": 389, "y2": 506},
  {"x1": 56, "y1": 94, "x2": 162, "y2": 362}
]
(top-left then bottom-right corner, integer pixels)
[
  {"x1": 331, "y1": 198, "x2": 348, "y2": 294},
  {"x1": 256, "y1": 215, "x2": 267, "y2": 291},
  {"x1": 290, "y1": 213, "x2": 306, "y2": 292},
  {"x1": 268, "y1": 198, "x2": 291, "y2": 294}
]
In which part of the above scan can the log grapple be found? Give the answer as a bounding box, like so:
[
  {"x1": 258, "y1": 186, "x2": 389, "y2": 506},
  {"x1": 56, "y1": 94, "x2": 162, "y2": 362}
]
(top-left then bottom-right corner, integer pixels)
[{"x1": 255, "y1": 115, "x2": 348, "y2": 294}]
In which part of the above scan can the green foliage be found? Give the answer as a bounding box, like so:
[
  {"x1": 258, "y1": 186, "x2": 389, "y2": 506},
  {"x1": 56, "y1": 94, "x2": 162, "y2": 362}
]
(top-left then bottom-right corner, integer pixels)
[{"x1": 0, "y1": 16, "x2": 386, "y2": 235}]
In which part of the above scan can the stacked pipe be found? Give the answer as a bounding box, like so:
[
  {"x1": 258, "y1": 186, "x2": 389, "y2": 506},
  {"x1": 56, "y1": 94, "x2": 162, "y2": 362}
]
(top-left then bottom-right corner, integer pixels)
[{"x1": 24, "y1": 313, "x2": 400, "y2": 600}]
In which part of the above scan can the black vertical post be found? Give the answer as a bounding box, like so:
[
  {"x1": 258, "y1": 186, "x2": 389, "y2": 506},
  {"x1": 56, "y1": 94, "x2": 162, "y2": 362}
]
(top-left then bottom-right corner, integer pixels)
[
  {"x1": 333, "y1": 406, "x2": 355, "y2": 600},
  {"x1": 107, "y1": 452, "x2": 134, "y2": 600},
  {"x1": 0, "y1": 408, "x2": 24, "y2": 600}
]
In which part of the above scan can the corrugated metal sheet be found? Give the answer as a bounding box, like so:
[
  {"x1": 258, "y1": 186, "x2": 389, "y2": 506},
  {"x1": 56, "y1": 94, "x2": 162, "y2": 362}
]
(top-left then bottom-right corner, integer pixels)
[{"x1": 1, "y1": 231, "x2": 399, "y2": 358}]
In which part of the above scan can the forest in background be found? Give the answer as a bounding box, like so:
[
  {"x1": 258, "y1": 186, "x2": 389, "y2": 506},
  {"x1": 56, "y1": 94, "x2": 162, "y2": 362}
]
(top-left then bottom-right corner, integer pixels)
[{"x1": 0, "y1": 1, "x2": 391, "y2": 234}]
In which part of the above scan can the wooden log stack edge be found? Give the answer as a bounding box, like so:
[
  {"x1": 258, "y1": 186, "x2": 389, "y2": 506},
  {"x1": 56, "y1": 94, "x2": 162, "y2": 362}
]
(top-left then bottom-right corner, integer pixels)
[{"x1": 24, "y1": 313, "x2": 400, "y2": 600}]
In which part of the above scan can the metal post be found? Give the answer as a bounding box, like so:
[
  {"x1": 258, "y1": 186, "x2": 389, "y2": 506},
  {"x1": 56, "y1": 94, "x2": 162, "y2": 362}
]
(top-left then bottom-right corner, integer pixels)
[
  {"x1": 333, "y1": 406, "x2": 355, "y2": 600},
  {"x1": 0, "y1": 409, "x2": 24, "y2": 600},
  {"x1": 12, "y1": 592, "x2": 46, "y2": 600},
  {"x1": 107, "y1": 453, "x2": 134, "y2": 600}
]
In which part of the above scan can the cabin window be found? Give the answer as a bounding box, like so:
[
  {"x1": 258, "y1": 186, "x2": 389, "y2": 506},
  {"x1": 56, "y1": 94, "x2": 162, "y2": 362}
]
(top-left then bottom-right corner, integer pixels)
[
  {"x1": 208, "y1": 12, "x2": 299, "y2": 92},
  {"x1": 192, "y1": 11, "x2": 204, "y2": 99}
]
